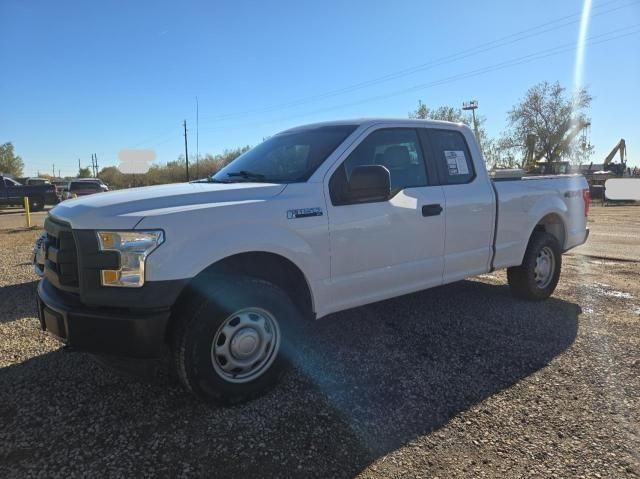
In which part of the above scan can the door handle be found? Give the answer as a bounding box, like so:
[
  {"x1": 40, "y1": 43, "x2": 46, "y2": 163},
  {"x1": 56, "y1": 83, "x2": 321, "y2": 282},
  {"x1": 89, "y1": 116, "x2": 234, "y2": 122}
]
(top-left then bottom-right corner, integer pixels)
[{"x1": 422, "y1": 204, "x2": 443, "y2": 217}]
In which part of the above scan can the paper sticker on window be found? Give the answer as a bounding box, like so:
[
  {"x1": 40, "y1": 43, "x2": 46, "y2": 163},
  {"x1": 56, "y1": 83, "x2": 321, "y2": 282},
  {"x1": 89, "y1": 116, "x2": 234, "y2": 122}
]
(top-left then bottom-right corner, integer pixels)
[{"x1": 444, "y1": 150, "x2": 469, "y2": 175}]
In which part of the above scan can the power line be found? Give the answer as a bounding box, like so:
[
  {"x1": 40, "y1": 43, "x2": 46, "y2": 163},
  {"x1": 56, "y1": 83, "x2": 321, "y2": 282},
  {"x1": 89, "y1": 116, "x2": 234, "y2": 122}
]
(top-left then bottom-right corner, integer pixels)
[
  {"x1": 63, "y1": 0, "x2": 638, "y2": 163},
  {"x1": 66, "y1": 23, "x2": 639, "y2": 170},
  {"x1": 198, "y1": 0, "x2": 638, "y2": 124},
  {"x1": 197, "y1": 24, "x2": 640, "y2": 135}
]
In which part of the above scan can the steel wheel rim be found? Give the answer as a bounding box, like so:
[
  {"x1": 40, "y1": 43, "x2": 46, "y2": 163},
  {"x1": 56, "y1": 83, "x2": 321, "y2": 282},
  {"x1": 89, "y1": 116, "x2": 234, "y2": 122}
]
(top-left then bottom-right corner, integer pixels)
[
  {"x1": 211, "y1": 307, "x2": 281, "y2": 383},
  {"x1": 534, "y1": 246, "x2": 555, "y2": 289}
]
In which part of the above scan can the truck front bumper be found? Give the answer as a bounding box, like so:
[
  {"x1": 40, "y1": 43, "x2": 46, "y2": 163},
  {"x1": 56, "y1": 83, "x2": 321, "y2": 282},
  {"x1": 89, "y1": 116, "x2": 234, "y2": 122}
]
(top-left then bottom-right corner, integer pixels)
[{"x1": 37, "y1": 278, "x2": 171, "y2": 358}]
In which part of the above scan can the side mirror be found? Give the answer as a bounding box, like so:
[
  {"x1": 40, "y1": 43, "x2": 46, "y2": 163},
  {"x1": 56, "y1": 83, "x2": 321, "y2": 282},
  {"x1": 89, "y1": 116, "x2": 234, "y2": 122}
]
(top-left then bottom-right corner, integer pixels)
[{"x1": 348, "y1": 165, "x2": 391, "y2": 203}]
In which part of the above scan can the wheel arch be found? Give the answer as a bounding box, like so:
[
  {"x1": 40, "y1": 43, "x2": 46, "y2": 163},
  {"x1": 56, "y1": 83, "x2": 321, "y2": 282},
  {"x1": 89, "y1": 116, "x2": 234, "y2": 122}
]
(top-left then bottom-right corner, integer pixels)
[
  {"x1": 170, "y1": 251, "x2": 316, "y2": 334},
  {"x1": 531, "y1": 212, "x2": 566, "y2": 251},
  {"x1": 519, "y1": 193, "x2": 569, "y2": 261}
]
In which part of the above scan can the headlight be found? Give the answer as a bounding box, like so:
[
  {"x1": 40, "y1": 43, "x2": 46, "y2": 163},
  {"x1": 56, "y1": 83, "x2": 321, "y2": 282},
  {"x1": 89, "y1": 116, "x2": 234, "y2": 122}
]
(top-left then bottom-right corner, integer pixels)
[{"x1": 96, "y1": 230, "x2": 164, "y2": 287}]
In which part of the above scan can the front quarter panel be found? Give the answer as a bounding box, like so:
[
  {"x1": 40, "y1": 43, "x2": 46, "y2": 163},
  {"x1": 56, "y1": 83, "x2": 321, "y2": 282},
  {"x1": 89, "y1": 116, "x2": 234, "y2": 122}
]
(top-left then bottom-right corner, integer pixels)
[{"x1": 135, "y1": 183, "x2": 329, "y2": 291}]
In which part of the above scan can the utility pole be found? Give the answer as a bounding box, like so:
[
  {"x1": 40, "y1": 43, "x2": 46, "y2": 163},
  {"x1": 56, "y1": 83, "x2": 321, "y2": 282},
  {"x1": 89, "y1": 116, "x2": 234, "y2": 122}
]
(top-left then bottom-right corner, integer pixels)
[
  {"x1": 58, "y1": 169, "x2": 61, "y2": 178},
  {"x1": 92, "y1": 153, "x2": 99, "y2": 178},
  {"x1": 196, "y1": 96, "x2": 199, "y2": 179},
  {"x1": 78, "y1": 158, "x2": 81, "y2": 176},
  {"x1": 52, "y1": 163, "x2": 55, "y2": 178},
  {"x1": 462, "y1": 100, "x2": 480, "y2": 149},
  {"x1": 183, "y1": 120, "x2": 190, "y2": 181}
]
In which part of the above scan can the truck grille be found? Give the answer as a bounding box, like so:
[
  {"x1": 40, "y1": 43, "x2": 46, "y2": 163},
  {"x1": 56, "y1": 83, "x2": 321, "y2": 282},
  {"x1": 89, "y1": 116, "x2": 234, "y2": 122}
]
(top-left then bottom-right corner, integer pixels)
[{"x1": 44, "y1": 217, "x2": 79, "y2": 291}]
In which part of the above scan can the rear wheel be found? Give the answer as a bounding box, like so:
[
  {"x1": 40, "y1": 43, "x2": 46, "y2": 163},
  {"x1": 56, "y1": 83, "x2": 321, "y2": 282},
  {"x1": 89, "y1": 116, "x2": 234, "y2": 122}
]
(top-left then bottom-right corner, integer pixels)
[
  {"x1": 507, "y1": 231, "x2": 562, "y2": 301},
  {"x1": 172, "y1": 276, "x2": 300, "y2": 405}
]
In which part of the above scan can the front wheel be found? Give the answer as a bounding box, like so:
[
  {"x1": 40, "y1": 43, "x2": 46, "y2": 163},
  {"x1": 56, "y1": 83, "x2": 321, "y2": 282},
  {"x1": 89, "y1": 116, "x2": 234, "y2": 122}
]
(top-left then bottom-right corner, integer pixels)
[
  {"x1": 507, "y1": 231, "x2": 562, "y2": 301},
  {"x1": 172, "y1": 276, "x2": 300, "y2": 405}
]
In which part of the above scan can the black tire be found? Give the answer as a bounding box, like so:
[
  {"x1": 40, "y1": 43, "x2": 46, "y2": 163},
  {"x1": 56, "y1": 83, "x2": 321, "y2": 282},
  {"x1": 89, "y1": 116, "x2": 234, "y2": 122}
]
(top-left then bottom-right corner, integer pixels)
[
  {"x1": 29, "y1": 196, "x2": 44, "y2": 212},
  {"x1": 172, "y1": 276, "x2": 301, "y2": 405},
  {"x1": 507, "y1": 231, "x2": 562, "y2": 301}
]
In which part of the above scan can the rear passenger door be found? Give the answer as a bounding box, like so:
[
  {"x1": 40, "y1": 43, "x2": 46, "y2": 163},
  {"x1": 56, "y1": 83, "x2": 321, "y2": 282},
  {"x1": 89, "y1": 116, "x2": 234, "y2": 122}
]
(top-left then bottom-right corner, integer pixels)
[
  {"x1": 422, "y1": 128, "x2": 495, "y2": 283},
  {"x1": 324, "y1": 127, "x2": 445, "y2": 312}
]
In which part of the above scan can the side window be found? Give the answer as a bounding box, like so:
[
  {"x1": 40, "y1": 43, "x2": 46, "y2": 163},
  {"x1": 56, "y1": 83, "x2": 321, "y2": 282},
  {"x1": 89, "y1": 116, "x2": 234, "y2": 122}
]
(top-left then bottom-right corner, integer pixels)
[
  {"x1": 330, "y1": 128, "x2": 428, "y2": 205},
  {"x1": 429, "y1": 129, "x2": 475, "y2": 185}
]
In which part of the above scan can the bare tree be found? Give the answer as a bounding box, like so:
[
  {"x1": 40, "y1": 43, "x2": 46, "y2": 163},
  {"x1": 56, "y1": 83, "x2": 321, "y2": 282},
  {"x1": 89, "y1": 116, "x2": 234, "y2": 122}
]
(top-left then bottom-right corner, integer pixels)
[{"x1": 505, "y1": 81, "x2": 592, "y2": 168}]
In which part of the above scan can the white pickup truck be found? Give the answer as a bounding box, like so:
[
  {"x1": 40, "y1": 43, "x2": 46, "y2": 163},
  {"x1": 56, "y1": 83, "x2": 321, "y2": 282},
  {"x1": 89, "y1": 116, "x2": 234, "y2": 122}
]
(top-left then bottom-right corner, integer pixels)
[{"x1": 36, "y1": 119, "x2": 590, "y2": 404}]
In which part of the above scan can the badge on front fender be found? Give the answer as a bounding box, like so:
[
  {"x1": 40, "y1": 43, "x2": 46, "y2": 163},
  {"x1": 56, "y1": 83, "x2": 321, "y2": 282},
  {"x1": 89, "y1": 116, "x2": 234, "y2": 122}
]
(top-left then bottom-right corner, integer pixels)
[{"x1": 287, "y1": 207, "x2": 323, "y2": 219}]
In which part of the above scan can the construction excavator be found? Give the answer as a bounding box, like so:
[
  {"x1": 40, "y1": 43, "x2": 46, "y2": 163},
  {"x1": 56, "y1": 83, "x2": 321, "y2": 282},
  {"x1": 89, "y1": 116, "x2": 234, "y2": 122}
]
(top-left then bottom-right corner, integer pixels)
[
  {"x1": 581, "y1": 138, "x2": 629, "y2": 202},
  {"x1": 600, "y1": 138, "x2": 627, "y2": 176}
]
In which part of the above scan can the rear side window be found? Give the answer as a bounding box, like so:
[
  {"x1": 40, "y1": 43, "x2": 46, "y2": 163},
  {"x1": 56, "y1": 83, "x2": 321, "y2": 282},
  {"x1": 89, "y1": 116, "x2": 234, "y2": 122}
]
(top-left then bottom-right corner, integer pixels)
[{"x1": 428, "y1": 129, "x2": 475, "y2": 185}]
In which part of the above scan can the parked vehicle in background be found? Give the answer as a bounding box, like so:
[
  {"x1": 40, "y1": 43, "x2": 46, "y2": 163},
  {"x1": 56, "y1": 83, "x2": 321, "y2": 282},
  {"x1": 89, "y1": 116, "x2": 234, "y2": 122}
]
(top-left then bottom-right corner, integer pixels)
[
  {"x1": 78, "y1": 178, "x2": 109, "y2": 190},
  {"x1": 51, "y1": 180, "x2": 68, "y2": 201},
  {"x1": 0, "y1": 175, "x2": 58, "y2": 211},
  {"x1": 36, "y1": 119, "x2": 590, "y2": 405},
  {"x1": 62, "y1": 179, "x2": 109, "y2": 200},
  {"x1": 25, "y1": 177, "x2": 51, "y2": 186}
]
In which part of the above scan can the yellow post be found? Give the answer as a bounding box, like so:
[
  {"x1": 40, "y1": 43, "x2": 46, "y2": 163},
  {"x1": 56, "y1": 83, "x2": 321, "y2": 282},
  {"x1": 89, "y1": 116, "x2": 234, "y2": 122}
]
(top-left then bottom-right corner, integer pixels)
[{"x1": 23, "y1": 197, "x2": 31, "y2": 228}]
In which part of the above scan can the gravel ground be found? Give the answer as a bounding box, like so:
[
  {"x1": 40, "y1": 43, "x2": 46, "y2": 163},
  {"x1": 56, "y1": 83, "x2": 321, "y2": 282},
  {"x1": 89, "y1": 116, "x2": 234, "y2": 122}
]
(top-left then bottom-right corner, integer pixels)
[{"x1": 0, "y1": 209, "x2": 638, "y2": 478}]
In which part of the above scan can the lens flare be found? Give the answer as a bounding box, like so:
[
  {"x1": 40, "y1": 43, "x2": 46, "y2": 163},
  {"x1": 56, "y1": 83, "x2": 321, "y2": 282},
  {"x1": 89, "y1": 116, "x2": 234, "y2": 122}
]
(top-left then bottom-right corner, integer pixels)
[{"x1": 573, "y1": 0, "x2": 593, "y2": 96}]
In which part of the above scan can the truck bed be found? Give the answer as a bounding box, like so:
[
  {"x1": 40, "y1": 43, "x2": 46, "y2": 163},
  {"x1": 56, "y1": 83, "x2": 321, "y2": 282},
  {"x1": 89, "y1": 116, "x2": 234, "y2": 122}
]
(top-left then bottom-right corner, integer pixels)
[{"x1": 491, "y1": 174, "x2": 589, "y2": 270}]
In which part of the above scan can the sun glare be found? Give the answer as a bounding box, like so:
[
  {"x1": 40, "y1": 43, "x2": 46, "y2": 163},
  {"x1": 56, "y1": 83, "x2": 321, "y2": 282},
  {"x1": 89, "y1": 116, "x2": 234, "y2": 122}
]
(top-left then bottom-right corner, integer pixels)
[{"x1": 573, "y1": 0, "x2": 593, "y2": 95}]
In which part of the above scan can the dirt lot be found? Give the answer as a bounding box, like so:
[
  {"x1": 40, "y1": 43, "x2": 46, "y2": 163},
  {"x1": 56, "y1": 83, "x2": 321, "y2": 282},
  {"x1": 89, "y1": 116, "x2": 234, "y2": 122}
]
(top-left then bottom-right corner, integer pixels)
[{"x1": 0, "y1": 205, "x2": 638, "y2": 478}]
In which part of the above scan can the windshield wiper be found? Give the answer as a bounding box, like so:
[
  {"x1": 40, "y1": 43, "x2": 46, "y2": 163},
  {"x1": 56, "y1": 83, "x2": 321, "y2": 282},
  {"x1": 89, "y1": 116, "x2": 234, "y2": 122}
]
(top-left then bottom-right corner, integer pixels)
[{"x1": 226, "y1": 170, "x2": 266, "y2": 181}]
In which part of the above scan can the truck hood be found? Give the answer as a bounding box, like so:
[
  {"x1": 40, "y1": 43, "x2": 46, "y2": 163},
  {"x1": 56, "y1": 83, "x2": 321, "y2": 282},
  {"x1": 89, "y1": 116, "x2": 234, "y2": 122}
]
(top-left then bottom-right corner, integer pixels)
[{"x1": 49, "y1": 182, "x2": 287, "y2": 229}]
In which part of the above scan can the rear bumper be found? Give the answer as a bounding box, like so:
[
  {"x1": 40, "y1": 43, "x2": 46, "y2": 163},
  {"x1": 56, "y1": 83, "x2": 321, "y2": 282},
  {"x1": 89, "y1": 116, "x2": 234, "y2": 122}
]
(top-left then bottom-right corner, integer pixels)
[{"x1": 37, "y1": 279, "x2": 170, "y2": 358}]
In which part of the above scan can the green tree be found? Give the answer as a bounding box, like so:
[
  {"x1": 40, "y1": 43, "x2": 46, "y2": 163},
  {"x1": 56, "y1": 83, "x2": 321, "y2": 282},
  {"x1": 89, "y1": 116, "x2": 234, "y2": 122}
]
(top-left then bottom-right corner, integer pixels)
[
  {"x1": 505, "y1": 81, "x2": 592, "y2": 168},
  {"x1": 0, "y1": 142, "x2": 25, "y2": 177},
  {"x1": 98, "y1": 166, "x2": 124, "y2": 188},
  {"x1": 483, "y1": 136, "x2": 521, "y2": 169},
  {"x1": 78, "y1": 167, "x2": 92, "y2": 178}
]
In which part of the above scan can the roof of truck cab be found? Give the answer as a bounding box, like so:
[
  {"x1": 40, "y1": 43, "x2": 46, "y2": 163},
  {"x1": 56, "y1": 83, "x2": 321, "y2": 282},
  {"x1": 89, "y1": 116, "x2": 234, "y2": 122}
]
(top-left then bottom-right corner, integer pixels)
[{"x1": 278, "y1": 118, "x2": 468, "y2": 133}]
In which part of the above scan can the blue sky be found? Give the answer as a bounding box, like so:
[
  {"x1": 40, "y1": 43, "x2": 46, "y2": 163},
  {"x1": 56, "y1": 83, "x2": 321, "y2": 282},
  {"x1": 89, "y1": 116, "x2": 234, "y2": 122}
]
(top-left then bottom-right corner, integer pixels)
[{"x1": 1, "y1": 0, "x2": 639, "y2": 177}]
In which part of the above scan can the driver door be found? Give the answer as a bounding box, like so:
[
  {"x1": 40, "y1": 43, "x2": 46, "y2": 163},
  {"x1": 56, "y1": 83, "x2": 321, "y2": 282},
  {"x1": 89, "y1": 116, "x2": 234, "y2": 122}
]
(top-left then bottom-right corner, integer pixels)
[
  {"x1": 323, "y1": 127, "x2": 445, "y2": 313},
  {"x1": 3, "y1": 177, "x2": 21, "y2": 203}
]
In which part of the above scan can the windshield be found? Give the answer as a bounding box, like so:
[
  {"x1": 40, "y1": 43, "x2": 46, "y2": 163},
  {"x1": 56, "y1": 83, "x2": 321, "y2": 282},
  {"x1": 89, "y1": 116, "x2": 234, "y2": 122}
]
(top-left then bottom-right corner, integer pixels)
[{"x1": 211, "y1": 125, "x2": 357, "y2": 183}]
